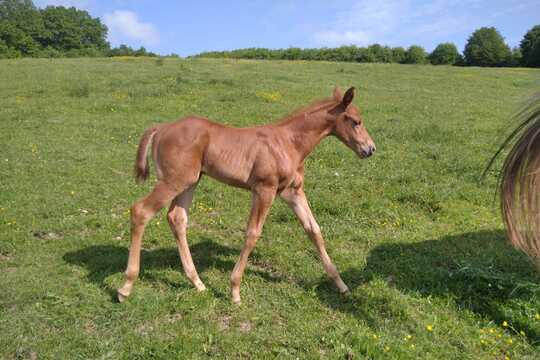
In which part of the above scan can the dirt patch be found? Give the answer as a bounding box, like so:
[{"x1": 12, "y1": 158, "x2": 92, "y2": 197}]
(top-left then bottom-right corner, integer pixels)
[
  {"x1": 135, "y1": 322, "x2": 154, "y2": 336},
  {"x1": 219, "y1": 315, "x2": 232, "y2": 331},
  {"x1": 11, "y1": 349, "x2": 37, "y2": 360},
  {"x1": 239, "y1": 321, "x2": 252, "y2": 333},
  {"x1": 84, "y1": 320, "x2": 96, "y2": 334},
  {"x1": 33, "y1": 231, "x2": 63, "y2": 240},
  {"x1": 0, "y1": 254, "x2": 11, "y2": 261},
  {"x1": 249, "y1": 258, "x2": 289, "y2": 282},
  {"x1": 163, "y1": 313, "x2": 183, "y2": 324}
]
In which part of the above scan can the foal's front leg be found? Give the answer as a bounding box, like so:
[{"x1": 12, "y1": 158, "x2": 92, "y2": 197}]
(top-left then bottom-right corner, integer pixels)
[
  {"x1": 281, "y1": 187, "x2": 350, "y2": 295},
  {"x1": 230, "y1": 186, "x2": 275, "y2": 304}
]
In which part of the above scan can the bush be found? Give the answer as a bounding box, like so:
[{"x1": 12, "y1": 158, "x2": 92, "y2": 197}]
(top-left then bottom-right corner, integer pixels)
[
  {"x1": 391, "y1": 47, "x2": 407, "y2": 63},
  {"x1": 429, "y1": 43, "x2": 460, "y2": 65},
  {"x1": 464, "y1": 27, "x2": 511, "y2": 67},
  {"x1": 520, "y1": 25, "x2": 540, "y2": 67},
  {"x1": 38, "y1": 45, "x2": 61, "y2": 58},
  {"x1": 0, "y1": 39, "x2": 22, "y2": 58},
  {"x1": 404, "y1": 45, "x2": 427, "y2": 64}
]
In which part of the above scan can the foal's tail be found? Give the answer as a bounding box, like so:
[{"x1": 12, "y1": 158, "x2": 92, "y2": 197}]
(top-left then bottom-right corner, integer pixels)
[
  {"x1": 485, "y1": 93, "x2": 540, "y2": 268},
  {"x1": 134, "y1": 126, "x2": 159, "y2": 183}
]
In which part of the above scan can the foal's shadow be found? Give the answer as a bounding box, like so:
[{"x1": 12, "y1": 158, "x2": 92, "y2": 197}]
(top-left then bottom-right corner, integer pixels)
[
  {"x1": 63, "y1": 237, "x2": 285, "y2": 299},
  {"x1": 311, "y1": 229, "x2": 540, "y2": 343}
]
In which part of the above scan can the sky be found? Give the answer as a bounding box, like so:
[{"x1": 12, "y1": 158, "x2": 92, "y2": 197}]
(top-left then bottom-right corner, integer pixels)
[{"x1": 34, "y1": 0, "x2": 540, "y2": 56}]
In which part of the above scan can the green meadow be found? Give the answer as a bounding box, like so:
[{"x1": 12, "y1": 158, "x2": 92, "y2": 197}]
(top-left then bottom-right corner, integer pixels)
[{"x1": 1, "y1": 57, "x2": 540, "y2": 359}]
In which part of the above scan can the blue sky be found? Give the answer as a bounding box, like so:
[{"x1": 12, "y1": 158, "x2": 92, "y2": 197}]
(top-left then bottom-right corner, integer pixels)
[{"x1": 35, "y1": 0, "x2": 540, "y2": 56}]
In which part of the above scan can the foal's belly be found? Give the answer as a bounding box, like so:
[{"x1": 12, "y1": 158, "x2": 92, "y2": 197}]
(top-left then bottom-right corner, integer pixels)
[{"x1": 202, "y1": 144, "x2": 255, "y2": 190}]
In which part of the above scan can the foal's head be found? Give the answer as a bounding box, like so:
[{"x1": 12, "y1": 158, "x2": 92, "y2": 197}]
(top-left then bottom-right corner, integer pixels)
[{"x1": 328, "y1": 86, "x2": 376, "y2": 158}]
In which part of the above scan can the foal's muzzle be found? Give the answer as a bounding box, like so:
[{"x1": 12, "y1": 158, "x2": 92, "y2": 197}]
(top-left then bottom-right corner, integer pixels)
[{"x1": 361, "y1": 145, "x2": 376, "y2": 158}]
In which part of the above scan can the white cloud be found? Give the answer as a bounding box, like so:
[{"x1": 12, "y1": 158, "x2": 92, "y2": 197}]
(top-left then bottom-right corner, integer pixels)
[
  {"x1": 312, "y1": 0, "x2": 466, "y2": 48},
  {"x1": 314, "y1": 30, "x2": 370, "y2": 46},
  {"x1": 313, "y1": 0, "x2": 405, "y2": 46},
  {"x1": 104, "y1": 10, "x2": 159, "y2": 47}
]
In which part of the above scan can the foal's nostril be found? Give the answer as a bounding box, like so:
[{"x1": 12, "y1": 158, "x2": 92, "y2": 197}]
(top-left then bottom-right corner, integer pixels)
[{"x1": 371, "y1": 146, "x2": 376, "y2": 153}]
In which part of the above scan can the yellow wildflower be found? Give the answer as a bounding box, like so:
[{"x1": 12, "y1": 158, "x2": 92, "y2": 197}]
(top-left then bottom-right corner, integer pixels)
[
  {"x1": 426, "y1": 325, "x2": 433, "y2": 332},
  {"x1": 502, "y1": 321, "x2": 508, "y2": 327}
]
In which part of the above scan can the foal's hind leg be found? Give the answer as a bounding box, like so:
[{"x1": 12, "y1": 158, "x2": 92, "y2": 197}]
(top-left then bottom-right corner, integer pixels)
[
  {"x1": 117, "y1": 181, "x2": 179, "y2": 302},
  {"x1": 281, "y1": 187, "x2": 350, "y2": 295},
  {"x1": 167, "y1": 183, "x2": 206, "y2": 291}
]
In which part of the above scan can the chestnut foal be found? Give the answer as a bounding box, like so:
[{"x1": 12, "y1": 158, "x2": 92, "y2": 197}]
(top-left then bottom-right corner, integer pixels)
[{"x1": 117, "y1": 86, "x2": 376, "y2": 304}]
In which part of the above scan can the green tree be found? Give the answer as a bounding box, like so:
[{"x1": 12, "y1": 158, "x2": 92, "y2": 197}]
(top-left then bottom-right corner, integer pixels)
[
  {"x1": 404, "y1": 45, "x2": 427, "y2": 64},
  {"x1": 0, "y1": 0, "x2": 46, "y2": 42},
  {"x1": 464, "y1": 27, "x2": 511, "y2": 67},
  {"x1": 520, "y1": 25, "x2": 540, "y2": 67},
  {"x1": 0, "y1": 0, "x2": 43, "y2": 55},
  {"x1": 0, "y1": 20, "x2": 38, "y2": 55},
  {"x1": 429, "y1": 42, "x2": 460, "y2": 65},
  {"x1": 40, "y1": 6, "x2": 108, "y2": 52},
  {"x1": 391, "y1": 47, "x2": 406, "y2": 63}
]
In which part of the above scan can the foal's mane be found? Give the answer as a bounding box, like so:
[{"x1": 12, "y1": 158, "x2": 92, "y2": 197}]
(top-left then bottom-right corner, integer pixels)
[{"x1": 278, "y1": 97, "x2": 338, "y2": 125}]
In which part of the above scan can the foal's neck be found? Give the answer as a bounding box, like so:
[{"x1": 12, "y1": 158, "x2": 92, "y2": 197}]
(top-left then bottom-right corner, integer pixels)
[{"x1": 279, "y1": 109, "x2": 334, "y2": 162}]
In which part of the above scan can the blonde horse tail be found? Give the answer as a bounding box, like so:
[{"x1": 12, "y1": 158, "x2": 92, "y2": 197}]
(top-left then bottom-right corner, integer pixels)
[
  {"x1": 134, "y1": 126, "x2": 159, "y2": 183},
  {"x1": 485, "y1": 93, "x2": 540, "y2": 269}
]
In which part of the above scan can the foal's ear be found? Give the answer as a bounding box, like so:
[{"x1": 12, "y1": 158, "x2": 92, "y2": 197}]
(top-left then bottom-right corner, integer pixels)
[
  {"x1": 342, "y1": 87, "x2": 355, "y2": 108},
  {"x1": 333, "y1": 86, "x2": 343, "y2": 101}
]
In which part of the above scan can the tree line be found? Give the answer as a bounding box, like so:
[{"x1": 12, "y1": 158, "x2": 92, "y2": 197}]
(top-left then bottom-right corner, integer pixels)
[
  {"x1": 1, "y1": 0, "x2": 539, "y2": 67},
  {"x1": 0, "y1": 0, "x2": 163, "y2": 58},
  {"x1": 195, "y1": 26, "x2": 540, "y2": 68}
]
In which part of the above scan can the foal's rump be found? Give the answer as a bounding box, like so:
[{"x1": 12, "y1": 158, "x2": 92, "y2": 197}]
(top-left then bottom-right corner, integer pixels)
[{"x1": 133, "y1": 117, "x2": 207, "y2": 183}]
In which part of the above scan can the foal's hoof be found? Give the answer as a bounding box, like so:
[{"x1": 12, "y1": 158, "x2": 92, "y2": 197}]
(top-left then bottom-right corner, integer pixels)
[
  {"x1": 232, "y1": 298, "x2": 242, "y2": 306},
  {"x1": 340, "y1": 288, "x2": 351, "y2": 298},
  {"x1": 117, "y1": 290, "x2": 129, "y2": 303},
  {"x1": 194, "y1": 281, "x2": 207, "y2": 292}
]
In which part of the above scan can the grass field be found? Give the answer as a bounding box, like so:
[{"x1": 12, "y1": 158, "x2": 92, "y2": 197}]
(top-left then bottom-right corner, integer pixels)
[{"x1": 1, "y1": 57, "x2": 540, "y2": 359}]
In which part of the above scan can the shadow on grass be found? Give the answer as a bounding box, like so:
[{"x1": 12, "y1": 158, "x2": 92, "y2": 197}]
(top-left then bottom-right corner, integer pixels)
[
  {"x1": 313, "y1": 229, "x2": 540, "y2": 343},
  {"x1": 63, "y1": 237, "x2": 285, "y2": 299}
]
